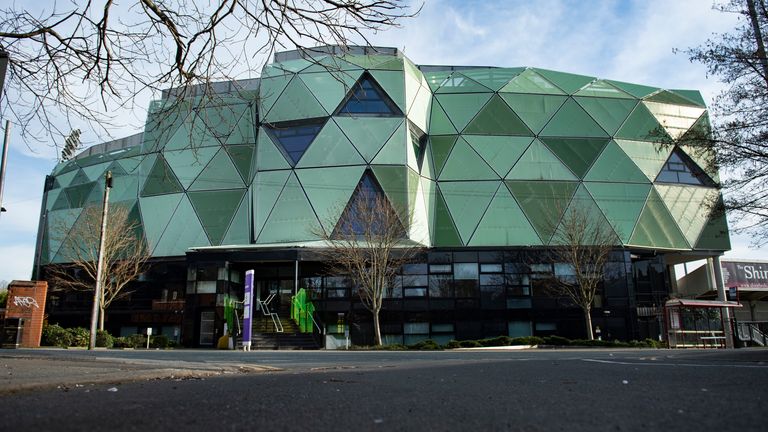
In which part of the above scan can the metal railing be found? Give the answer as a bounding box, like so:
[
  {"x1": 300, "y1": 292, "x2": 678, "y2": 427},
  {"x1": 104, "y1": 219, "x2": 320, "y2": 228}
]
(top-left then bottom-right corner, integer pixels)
[
  {"x1": 258, "y1": 293, "x2": 283, "y2": 333},
  {"x1": 737, "y1": 321, "x2": 768, "y2": 346}
]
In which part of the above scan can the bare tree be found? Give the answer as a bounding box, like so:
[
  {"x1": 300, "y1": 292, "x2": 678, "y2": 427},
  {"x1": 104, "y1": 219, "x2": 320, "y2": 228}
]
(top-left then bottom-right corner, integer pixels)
[
  {"x1": 47, "y1": 204, "x2": 149, "y2": 330},
  {"x1": 313, "y1": 184, "x2": 422, "y2": 346},
  {"x1": 546, "y1": 203, "x2": 618, "y2": 340},
  {"x1": 0, "y1": 1, "x2": 417, "y2": 144},
  {"x1": 681, "y1": 0, "x2": 768, "y2": 244}
]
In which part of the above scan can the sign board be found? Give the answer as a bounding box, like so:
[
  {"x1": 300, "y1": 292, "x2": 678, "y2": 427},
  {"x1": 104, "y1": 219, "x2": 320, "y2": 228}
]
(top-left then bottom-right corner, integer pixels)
[
  {"x1": 242, "y1": 270, "x2": 254, "y2": 351},
  {"x1": 721, "y1": 261, "x2": 768, "y2": 289}
]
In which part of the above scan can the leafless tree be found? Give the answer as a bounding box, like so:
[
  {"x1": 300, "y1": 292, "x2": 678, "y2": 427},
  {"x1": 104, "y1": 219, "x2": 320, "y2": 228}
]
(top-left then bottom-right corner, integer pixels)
[
  {"x1": 47, "y1": 204, "x2": 149, "y2": 330},
  {"x1": 681, "y1": 0, "x2": 768, "y2": 244},
  {"x1": 545, "y1": 203, "x2": 618, "y2": 340},
  {"x1": 313, "y1": 184, "x2": 422, "y2": 346},
  {"x1": 0, "y1": 1, "x2": 417, "y2": 145}
]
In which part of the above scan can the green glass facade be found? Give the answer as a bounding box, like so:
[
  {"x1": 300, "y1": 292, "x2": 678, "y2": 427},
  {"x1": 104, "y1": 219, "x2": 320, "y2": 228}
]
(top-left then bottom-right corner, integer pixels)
[{"x1": 36, "y1": 47, "x2": 730, "y2": 347}]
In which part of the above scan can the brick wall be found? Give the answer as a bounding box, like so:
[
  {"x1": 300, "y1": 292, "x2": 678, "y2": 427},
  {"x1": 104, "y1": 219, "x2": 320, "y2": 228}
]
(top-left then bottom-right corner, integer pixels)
[{"x1": 5, "y1": 281, "x2": 48, "y2": 347}]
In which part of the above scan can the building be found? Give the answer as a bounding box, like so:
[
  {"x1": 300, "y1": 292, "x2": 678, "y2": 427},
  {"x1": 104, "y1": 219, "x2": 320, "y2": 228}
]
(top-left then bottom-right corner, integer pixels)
[{"x1": 33, "y1": 46, "x2": 731, "y2": 348}]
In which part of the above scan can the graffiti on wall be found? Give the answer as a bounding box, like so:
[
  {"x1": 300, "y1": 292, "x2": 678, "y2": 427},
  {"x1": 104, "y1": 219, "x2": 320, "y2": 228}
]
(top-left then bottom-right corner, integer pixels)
[{"x1": 12, "y1": 296, "x2": 40, "y2": 309}]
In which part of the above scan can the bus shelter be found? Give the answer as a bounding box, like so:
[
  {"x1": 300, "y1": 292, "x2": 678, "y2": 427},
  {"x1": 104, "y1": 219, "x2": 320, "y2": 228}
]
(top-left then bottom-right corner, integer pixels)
[{"x1": 665, "y1": 299, "x2": 741, "y2": 348}]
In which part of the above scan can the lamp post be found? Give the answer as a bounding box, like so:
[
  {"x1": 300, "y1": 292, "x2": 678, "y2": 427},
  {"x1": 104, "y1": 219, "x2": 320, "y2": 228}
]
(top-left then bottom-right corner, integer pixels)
[{"x1": 88, "y1": 171, "x2": 113, "y2": 350}]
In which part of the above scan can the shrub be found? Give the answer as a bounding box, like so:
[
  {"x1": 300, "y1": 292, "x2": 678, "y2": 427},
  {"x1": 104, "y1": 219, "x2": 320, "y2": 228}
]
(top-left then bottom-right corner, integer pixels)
[
  {"x1": 542, "y1": 335, "x2": 571, "y2": 346},
  {"x1": 408, "y1": 339, "x2": 441, "y2": 350},
  {"x1": 96, "y1": 330, "x2": 114, "y2": 348},
  {"x1": 41, "y1": 323, "x2": 72, "y2": 348},
  {"x1": 509, "y1": 336, "x2": 545, "y2": 346},
  {"x1": 458, "y1": 340, "x2": 482, "y2": 348},
  {"x1": 67, "y1": 327, "x2": 91, "y2": 347},
  {"x1": 151, "y1": 334, "x2": 174, "y2": 349},
  {"x1": 116, "y1": 334, "x2": 147, "y2": 349},
  {"x1": 478, "y1": 336, "x2": 513, "y2": 347},
  {"x1": 444, "y1": 340, "x2": 461, "y2": 349}
]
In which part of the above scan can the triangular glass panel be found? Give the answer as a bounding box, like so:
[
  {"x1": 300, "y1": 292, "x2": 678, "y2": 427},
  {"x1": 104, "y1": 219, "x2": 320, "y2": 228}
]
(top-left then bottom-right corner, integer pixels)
[
  {"x1": 257, "y1": 173, "x2": 318, "y2": 243},
  {"x1": 505, "y1": 180, "x2": 579, "y2": 243},
  {"x1": 333, "y1": 170, "x2": 405, "y2": 237},
  {"x1": 189, "y1": 148, "x2": 246, "y2": 191},
  {"x1": 334, "y1": 72, "x2": 403, "y2": 116},
  {"x1": 499, "y1": 69, "x2": 564, "y2": 95},
  {"x1": 152, "y1": 194, "x2": 210, "y2": 256},
  {"x1": 259, "y1": 74, "x2": 293, "y2": 117},
  {"x1": 70, "y1": 169, "x2": 90, "y2": 186},
  {"x1": 500, "y1": 94, "x2": 567, "y2": 135},
  {"x1": 189, "y1": 189, "x2": 247, "y2": 246},
  {"x1": 574, "y1": 97, "x2": 638, "y2": 136},
  {"x1": 371, "y1": 165, "x2": 409, "y2": 217},
  {"x1": 533, "y1": 68, "x2": 595, "y2": 94},
  {"x1": 574, "y1": 80, "x2": 633, "y2": 99},
  {"x1": 435, "y1": 93, "x2": 493, "y2": 132},
  {"x1": 615, "y1": 103, "x2": 670, "y2": 142},
  {"x1": 584, "y1": 140, "x2": 649, "y2": 183},
  {"x1": 406, "y1": 121, "x2": 427, "y2": 171},
  {"x1": 468, "y1": 184, "x2": 541, "y2": 246},
  {"x1": 138, "y1": 193, "x2": 184, "y2": 253},
  {"x1": 439, "y1": 181, "x2": 498, "y2": 244},
  {"x1": 221, "y1": 195, "x2": 251, "y2": 246},
  {"x1": 655, "y1": 148, "x2": 716, "y2": 186},
  {"x1": 252, "y1": 170, "x2": 292, "y2": 239},
  {"x1": 369, "y1": 121, "x2": 406, "y2": 166},
  {"x1": 256, "y1": 129, "x2": 291, "y2": 171},
  {"x1": 429, "y1": 99, "x2": 458, "y2": 135},
  {"x1": 693, "y1": 197, "x2": 731, "y2": 250},
  {"x1": 669, "y1": 89, "x2": 706, "y2": 107},
  {"x1": 295, "y1": 165, "x2": 366, "y2": 232},
  {"x1": 370, "y1": 70, "x2": 406, "y2": 112},
  {"x1": 424, "y1": 71, "x2": 454, "y2": 92},
  {"x1": 140, "y1": 155, "x2": 183, "y2": 197},
  {"x1": 583, "y1": 182, "x2": 651, "y2": 243},
  {"x1": 435, "y1": 72, "x2": 494, "y2": 94},
  {"x1": 605, "y1": 80, "x2": 659, "y2": 99},
  {"x1": 554, "y1": 185, "x2": 620, "y2": 246},
  {"x1": 263, "y1": 75, "x2": 328, "y2": 122},
  {"x1": 464, "y1": 135, "x2": 533, "y2": 178},
  {"x1": 628, "y1": 188, "x2": 689, "y2": 249},
  {"x1": 300, "y1": 70, "x2": 362, "y2": 114},
  {"x1": 223, "y1": 105, "x2": 257, "y2": 146},
  {"x1": 429, "y1": 135, "x2": 458, "y2": 178},
  {"x1": 645, "y1": 90, "x2": 702, "y2": 107},
  {"x1": 433, "y1": 187, "x2": 463, "y2": 246},
  {"x1": 615, "y1": 139, "x2": 673, "y2": 181},
  {"x1": 263, "y1": 118, "x2": 325, "y2": 166},
  {"x1": 335, "y1": 117, "x2": 402, "y2": 163},
  {"x1": 656, "y1": 184, "x2": 719, "y2": 246},
  {"x1": 460, "y1": 68, "x2": 526, "y2": 92},
  {"x1": 464, "y1": 95, "x2": 532, "y2": 136},
  {"x1": 540, "y1": 138, "x2": 609, "y2": 179},
  {"x1": 50, "y1": 189, "x2": 71, "y2": 210},
  {"x1": 82, "y1": 162, "x2": 110, "y2": 182},
  {"x1": 506, "y1": 139, "x2": 578, "y2": 181},
  {"x1": 642, "y1": 101, "x2": 706, "y2": 139},
  {"x1": 439, "y1": 137, "x2": 499, "y2": 181},
  {"x1": 55, "y1": 169, "x2": 81, "y2": 189},
  {"x1": 540, "y1": 98, "x2": 608, "y2": 138},
  {"x1": 297, "y1": 119, "x2": 366, "y2": 168},
  {"x1": 163, "y1": 147, "x2": 218, "y2": 189},
  {"x1": 226, "y1": 145, "x2": 256, "y2": 183}
]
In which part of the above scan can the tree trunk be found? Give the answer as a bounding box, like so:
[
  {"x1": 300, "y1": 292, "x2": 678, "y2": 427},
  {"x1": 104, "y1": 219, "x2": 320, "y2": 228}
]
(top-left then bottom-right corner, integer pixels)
[
  {"x1": 746, "y1": 0, "x2": 768, "y2": 85},
  {"x1": 584, "y1": 308, "x2": 594, "y2": 340},
  {"x1": 99, "y1": 306, "x2": 105, "y2": 331},
  {"x1": 372, "y1": 309, "x2": 382, "y2": 346}
]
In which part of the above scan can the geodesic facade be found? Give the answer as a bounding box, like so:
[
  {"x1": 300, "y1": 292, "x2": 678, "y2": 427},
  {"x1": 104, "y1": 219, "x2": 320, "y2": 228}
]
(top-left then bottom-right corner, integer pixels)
[{"x1": 36, "y1": 47, "x2": 730, "y2": 345}]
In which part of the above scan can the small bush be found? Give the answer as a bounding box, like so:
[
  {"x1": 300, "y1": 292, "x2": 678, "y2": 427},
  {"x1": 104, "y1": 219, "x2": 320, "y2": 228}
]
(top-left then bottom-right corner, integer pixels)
[
  {"x1": 41, "y1": 323, "x2": 72, "y2": 348},
  {"x1": 67, "y1": 327, "x2": 91, "y2": 347},
  {"x1": 478, "y1": 336, "x2": 513, "y2": 347},
  {"x1": 509, "y1": 336, "x2": 545, "y2": 346},
  {"x1": 444, "y1": 340, "x2": 461, "y2": 349},
  {"x1": 542, "y1": 335, "x2": 571, "y2": 346},
  {"x1": 458, "y1": 340, "x2": 482, "y2": 348},
  {"x1": 96, "y1": 330, "x2": 114, "y2": 348},
  {"x1": 408, "y1": 339, "x2": 441, "y2": 350},
  {"x1": 116, "y1": 334, "x2": 147, "y2": 349}
]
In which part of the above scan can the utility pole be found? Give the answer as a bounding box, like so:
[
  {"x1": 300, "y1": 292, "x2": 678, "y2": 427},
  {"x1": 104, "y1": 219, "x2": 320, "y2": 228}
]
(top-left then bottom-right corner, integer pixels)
[
  {"x1": 88, "y1": 171, "x2": 113, "y2": 350},
  {"x1": 0, "y1": 51, "x2": 9, "y2": 216}
]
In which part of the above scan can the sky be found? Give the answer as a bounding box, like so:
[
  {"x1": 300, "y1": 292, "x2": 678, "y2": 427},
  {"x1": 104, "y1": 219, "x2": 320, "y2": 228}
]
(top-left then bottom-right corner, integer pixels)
[{"x1": 0, "y1": 0, "x2": 764, "y2": 283}]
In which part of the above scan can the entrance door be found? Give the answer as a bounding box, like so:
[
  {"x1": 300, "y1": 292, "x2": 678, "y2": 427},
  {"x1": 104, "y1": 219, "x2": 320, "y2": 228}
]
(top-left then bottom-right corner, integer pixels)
[
  {"x1": 255, "y1": 279, "x2": 294, "y2": 313},
  {"x1": 199, "y1": 311, "x2": 215, "y2": 346}
]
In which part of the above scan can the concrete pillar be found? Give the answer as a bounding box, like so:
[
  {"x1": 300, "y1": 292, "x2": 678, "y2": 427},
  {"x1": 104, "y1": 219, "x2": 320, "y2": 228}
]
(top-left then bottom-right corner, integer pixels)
[{"x1": 711, "y1": 255, "x2": 734, "y2": 349}]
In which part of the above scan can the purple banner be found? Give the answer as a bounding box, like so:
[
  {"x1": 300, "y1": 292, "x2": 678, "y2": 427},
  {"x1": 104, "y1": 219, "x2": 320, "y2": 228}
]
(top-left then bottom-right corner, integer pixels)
[
  {"x1": 722, "y1": 261, "x2": 768, "y2": 289},
  {"x1": 243, "y1": 270, "x2": 254, "y2": 350}
]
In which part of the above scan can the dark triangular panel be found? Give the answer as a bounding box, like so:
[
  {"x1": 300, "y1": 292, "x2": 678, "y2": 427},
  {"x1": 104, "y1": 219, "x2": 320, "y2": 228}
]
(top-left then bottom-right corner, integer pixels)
[
  {"x1": 433, "y1": 186, "x2": 463, "y2": 246},
  {"x1": 263, "y1": 120, "x2": 325, "y2": 166},
  {"x1": 655, "y1": 148, "x2": 716, "y2": 186},
  {"x1": 140, "y1": 155, "x2": 184, "y2": 197},
  {"x1": 65, "y1": 182, "x2": 97, "y2": 208},
  {"x1": 335, "y1": 73, "x2": 403, "y2": 116},
  {"x1": 540, "y1": 98, "x2": 608, "y2": 138},
  {"x1": 694, "y1": 197, "x2": 731, "y2": 250},
  {"x1": 70, "y1": 169, "x2": 90, "y2": 186},
  {"x1": 615, "y1": 103, "x2": 670, "y2": 142},
  {"x1": 226, "y1": 145, "x2": 256, "y2": 183},
  {"x1": 463, "y1": 95, "x2": 532, "y2": 136},
  {"x1": 628, "y1": 188, "x2": 689, "y2": 249},
  {"x1": 189, "y1": 189, "x2": 247, "y2": 246},
  {"x1": 505, "y1": 180, "x2": 579, "y2": 243},
  {"x1": 333, "y1": 170, "x2": 404, "y2": 236},
  {"x1": 645, "y1": 90, "x2": 701, "y2": 107},
  {"x1": 429, "y1": 135, "x2": 458, "y2": 177},
  {"x1": 540, "y1": 138, "x2": 610, "y2": 178}
]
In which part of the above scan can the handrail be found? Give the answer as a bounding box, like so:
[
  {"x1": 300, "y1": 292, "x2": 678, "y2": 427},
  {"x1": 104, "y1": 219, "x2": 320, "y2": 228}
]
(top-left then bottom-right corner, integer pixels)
[
  {"x1": 291, "y1": 294, "x2": 323, "y2": 334},
  {"x1": 258, "y1": 293, "x2": 283, "y2": 333}
]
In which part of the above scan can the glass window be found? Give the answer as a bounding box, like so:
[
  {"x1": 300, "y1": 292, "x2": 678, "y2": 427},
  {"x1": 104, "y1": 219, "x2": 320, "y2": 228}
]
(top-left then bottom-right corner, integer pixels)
[
  {"x1": 530, "y1": 264, "x2": 551, "y2": 273},
  {"x1": 429, "y1": 264, "x2": 452, "y2": 273},
  {"x1": 196, "y1": 265, "x2": 217, "y2": 281},
  {"x1": 337, "y1": 75, "x2": 401, "y2": 115},
  {"x1": 402, "y1": 275, "x2": 428, "y2": 287},
  {"x1": 535, "y1": 322, "x2": 557, "y2": 331},
  {"x1": 480, "y1": 285, "x2": 505, "y2": 309},
  {"x1": 429, "y1": 274, "x2": 453, "y2": 297},
  {"x1": 404, "y1": 287, "x2": 427, "y2": 297},
  {"x1": 264, "y1": 121, "x2": 323, "y2": 165},
  {"x1": 506, "y1": 274, "x2": 530, "y2": 286},
  {"x1": 507, "y1": 286, "x2": 531, "y2": 296},
  {"x1": 386, "y1": 276, "x2": 403, "y2": 298},
  {"x1": 480, "y1": 274, "x2": 504, "y2": 286},
  {"x1": 480, "y1": 264, "x2": 503, "y2": 273},
  {"x1": 432, "y1": 323, "x2": 454, "y2": 333},
  {"x1": 196, "y1": 281, "x2": 216, "y2": 294},
  {"x1": 454, "y1": 263, "x2": 478, "y2": 279},
  {"x1": 508, "y1": 321, "x2": 533, "y2": 337},
  {"x1": 404, "y1": 322, "x2": 429, "y2": 334},
  {"x1": 402, "y1": 263, "x2": 428, "y2": 275},
  {"x1": 507, "y1": 298, "x2": 532, "y2": 309},
  {"x1": 655, "y1": 150, "x2": 715, "y2": 186}
]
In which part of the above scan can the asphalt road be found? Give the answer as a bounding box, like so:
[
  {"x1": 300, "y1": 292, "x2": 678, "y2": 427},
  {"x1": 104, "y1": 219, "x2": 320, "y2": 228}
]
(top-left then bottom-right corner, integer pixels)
[{"x1": 1, "y1": 348, "x2": 766, "y2": 431}]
